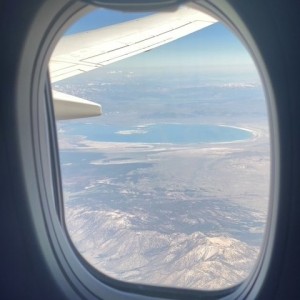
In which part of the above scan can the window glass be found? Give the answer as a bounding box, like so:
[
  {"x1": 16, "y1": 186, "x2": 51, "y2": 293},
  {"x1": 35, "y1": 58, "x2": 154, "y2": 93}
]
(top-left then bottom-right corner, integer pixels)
[{"x1": 51, "y1": 5, "x2": 270, "y2": 290}]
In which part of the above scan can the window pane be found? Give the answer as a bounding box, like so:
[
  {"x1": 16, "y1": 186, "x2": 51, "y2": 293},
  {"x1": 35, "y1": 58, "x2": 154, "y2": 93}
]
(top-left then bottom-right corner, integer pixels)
[{"x1": 51, "y1": 5, "x2": 270, "y2": 290}]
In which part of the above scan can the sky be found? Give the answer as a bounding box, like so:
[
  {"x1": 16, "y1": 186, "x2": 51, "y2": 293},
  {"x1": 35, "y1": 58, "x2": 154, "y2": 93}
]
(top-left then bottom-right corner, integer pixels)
[{"x1": 64, "y1": 7, "x2": 258, "y2": 75}]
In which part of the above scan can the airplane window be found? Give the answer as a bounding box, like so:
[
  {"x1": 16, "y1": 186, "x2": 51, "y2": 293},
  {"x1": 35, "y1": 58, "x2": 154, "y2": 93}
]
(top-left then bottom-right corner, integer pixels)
[{"x1": 51, "y1": 4, "x2": 270, "y2": 291}]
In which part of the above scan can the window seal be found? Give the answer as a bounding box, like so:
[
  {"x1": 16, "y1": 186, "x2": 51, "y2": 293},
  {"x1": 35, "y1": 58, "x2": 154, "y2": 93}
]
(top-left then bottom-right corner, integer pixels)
[{"x1": 41, "y1": 0, "x2": 275, "y2": 299}]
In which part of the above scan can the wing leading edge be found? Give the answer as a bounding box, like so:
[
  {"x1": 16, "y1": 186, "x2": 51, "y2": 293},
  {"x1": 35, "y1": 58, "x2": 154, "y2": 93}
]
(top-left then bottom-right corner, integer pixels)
[{"x1": 50, "y1": 4, "x2": 217, "y2": 120}]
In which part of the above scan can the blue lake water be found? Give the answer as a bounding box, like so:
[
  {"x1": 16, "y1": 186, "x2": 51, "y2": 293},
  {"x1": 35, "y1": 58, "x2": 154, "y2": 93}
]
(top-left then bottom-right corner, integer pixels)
[{"x1": 67, "y1": 123, "x2": 252, "y2": 144}]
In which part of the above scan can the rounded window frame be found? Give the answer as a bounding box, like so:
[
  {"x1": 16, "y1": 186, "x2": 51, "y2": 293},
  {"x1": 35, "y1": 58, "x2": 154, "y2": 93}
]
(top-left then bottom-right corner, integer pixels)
[{"x1": 23, "y1": 0, "x2": 279, "y2": 299}]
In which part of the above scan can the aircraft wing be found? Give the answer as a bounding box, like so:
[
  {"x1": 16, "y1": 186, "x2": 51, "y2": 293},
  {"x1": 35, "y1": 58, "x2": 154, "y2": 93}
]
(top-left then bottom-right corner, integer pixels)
[{"x1": 50, "y1": 4, "x2": 217, "y2": 120}]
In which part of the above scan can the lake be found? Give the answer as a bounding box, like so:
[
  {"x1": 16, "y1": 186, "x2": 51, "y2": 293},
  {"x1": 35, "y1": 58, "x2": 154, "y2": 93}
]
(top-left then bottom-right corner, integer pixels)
[{"x1": 67, "y1": 123, "x2": 253, "y2": 144}]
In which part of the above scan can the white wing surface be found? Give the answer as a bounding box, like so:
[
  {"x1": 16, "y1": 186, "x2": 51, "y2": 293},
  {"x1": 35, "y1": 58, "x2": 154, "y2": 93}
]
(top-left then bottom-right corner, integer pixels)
[{"x1": 50, "y1": 4, "x2": 217, "y2": 120}]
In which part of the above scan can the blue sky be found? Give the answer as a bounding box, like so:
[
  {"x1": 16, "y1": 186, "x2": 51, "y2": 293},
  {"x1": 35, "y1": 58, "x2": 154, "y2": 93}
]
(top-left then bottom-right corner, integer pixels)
[{"x1": 66, "y1": 8, "x2": 257, "y2": 74}]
